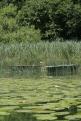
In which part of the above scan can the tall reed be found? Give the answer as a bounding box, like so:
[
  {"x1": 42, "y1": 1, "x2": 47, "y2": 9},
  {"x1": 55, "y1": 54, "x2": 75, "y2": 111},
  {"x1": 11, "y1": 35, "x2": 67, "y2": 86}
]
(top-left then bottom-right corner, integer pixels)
[{"x1": 0, "y1": 41, "x2": 81, "y2": 66}]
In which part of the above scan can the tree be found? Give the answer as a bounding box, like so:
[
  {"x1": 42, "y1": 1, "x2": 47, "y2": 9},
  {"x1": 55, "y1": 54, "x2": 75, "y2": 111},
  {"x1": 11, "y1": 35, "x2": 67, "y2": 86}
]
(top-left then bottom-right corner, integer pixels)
[
  {"x1": 0, "y1": 4, "x2": 17, "y2": 32},
  {"x1": 1, "y1": 0, "x2": 81, "y2": 41}
]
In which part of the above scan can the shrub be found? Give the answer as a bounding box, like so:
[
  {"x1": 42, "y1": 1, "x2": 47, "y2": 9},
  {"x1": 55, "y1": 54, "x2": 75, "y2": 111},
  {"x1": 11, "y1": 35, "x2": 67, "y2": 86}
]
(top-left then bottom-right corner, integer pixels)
[{"x1": 0, "y1": 26, "x2": 41, "y2": 43}]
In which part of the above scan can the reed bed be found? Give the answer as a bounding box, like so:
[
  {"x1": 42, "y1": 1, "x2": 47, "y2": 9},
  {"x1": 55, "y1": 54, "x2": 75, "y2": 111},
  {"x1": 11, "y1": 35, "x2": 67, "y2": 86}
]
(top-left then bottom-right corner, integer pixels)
[{"x1": 0, "y1": 41, "x2": 81, "y2": 66}]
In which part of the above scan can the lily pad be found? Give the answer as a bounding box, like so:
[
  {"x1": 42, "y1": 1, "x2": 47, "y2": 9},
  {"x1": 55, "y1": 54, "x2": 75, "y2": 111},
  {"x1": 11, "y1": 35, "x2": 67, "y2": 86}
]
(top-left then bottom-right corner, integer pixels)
[
  {"x1": 0, "y1": 106, "x2": 19, "y2": 112},
  {"x1": 16, "y1": 109, "x2": 32, "y2": 113},
  {"x1": 65, "y1": 113, "x2": 81, "y2": 120},
  {"x1": 0, "y1": 112, "x2": 10, "y2": 116},
  {"x1": 34, "y1": 114, "x2": 57, "y2": 121},
  {"x1": 55, "y1": 111, "x2": 69, "y2": 116}
]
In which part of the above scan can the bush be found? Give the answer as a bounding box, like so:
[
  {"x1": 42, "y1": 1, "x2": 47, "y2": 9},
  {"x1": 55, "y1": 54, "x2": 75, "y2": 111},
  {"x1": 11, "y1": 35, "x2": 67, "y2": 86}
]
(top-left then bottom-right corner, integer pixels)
[{"x1": 0, "y1": 26, "x2": 41, "y2": 43}]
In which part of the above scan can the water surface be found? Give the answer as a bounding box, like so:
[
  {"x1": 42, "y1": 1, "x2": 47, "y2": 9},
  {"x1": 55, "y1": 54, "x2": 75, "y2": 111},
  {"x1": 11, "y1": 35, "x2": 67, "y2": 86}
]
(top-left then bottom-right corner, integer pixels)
[{"x1": 0, "y1": 76, "x2": 81, "y2": 121}]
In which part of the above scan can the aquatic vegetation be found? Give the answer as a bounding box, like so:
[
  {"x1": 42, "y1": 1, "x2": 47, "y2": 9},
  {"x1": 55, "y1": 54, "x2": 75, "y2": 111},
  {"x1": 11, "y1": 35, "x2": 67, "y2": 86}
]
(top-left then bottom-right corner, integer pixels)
[
  {"x1": 0, "y1": 41, "x2": 81, "y2": 67},
  {"x1": 0, "y1": 77, "x2": 81, "y2": 120}
]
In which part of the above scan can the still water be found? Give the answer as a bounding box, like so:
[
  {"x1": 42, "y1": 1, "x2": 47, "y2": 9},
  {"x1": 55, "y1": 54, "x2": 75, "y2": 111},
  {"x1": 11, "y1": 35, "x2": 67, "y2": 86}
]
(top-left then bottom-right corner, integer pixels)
[{"x1": 0, "y1": 76, "x2": 81, "y2": 121}]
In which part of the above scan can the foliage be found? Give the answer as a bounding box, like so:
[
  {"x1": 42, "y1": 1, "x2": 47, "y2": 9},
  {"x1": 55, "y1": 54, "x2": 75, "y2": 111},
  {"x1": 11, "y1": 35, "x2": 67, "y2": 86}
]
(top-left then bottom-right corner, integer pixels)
[
  {"x1": 16, "y1": 0, "x2": 81, "y2": 40},
  {"x1": 0, "y1": 4, "x2": 17, "y2": 32},
  {"x1": 0, "y1": 4, "x2": 41, "y2": 43},
  {"x1": 0, "y1": 26, "x2": 41, "y2": 43},
  {"x1": 0, "y1": 0, "x2": 81, "y2": 41}
]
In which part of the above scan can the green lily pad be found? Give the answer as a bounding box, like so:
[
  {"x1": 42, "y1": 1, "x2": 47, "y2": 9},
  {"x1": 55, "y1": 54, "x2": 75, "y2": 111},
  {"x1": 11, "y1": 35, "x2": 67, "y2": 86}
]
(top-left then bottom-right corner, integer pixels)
[
  {"x1": 34, "y1": 114, "x2": 57, "y2": 120},
  {"x1": 77, "y1": 105, "x2": 81, "y2": 109},
  {"x1": 55, "y1": 111, "x2": 69, "y2": 116},
  {"x1": 0, "y1": 106, "x2": 19, "y2": 112},
  {"x1": 16, "y1": 109, "x2": 32, "y2": 113},
  {"x1": 65, "y1": 113, "x2": 81, "y2": 120},
  {"x1": 0, "y1": 112, "x2": 10, "y2": 116}
]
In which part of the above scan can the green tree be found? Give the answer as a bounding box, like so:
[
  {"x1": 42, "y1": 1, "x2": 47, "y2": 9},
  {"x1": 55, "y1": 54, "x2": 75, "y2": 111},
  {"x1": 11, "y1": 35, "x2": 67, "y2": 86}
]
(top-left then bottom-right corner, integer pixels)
[
  {"x1": 0, "y1": 4, "x2": 17, "y2": 32},
  {"x1": 1, "y1": 0, "x2": 81, "y2": 41}
]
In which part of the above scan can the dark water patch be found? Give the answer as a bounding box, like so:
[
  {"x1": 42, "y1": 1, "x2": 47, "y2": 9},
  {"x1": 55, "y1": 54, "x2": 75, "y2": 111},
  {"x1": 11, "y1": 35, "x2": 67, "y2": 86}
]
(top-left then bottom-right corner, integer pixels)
[
  {"x1": 0, "y1": 64, "x2": 80, "y2": 78},
  {"x1": 2, "y1": 112, "x2": 37, "y2": 121},
  {"x1": 0, "y1": 104, "x2": 18, "y2": 107},
  {"x1": 46, "y1": 64, "x2": 79, "y2": 76},
  {"x1": 68, "y1": 105, "x2": 77, "y2": 114},
  {"x1": 56, "y1": 111, "x2": 69, "y2": 120}
]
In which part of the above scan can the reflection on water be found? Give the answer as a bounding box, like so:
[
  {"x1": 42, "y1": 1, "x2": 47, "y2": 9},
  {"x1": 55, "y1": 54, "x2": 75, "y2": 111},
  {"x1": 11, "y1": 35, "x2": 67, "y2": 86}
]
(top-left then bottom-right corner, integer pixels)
[
  {"x1": 4, "y1": 112, "x2": 37, "y2": 121},
  {"x1": 0, "y1": 76, "x2": 81, "y2": 120},
  {"x1": 0, "y1": 65, "x2": 79, "y2": 78}
]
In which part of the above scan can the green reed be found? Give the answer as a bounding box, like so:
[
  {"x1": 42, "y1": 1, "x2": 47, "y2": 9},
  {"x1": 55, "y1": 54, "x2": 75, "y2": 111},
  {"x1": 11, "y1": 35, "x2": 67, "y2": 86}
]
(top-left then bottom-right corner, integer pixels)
[{"x1": 0, "y1": 41, "x2": 81, "y2": 67}]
